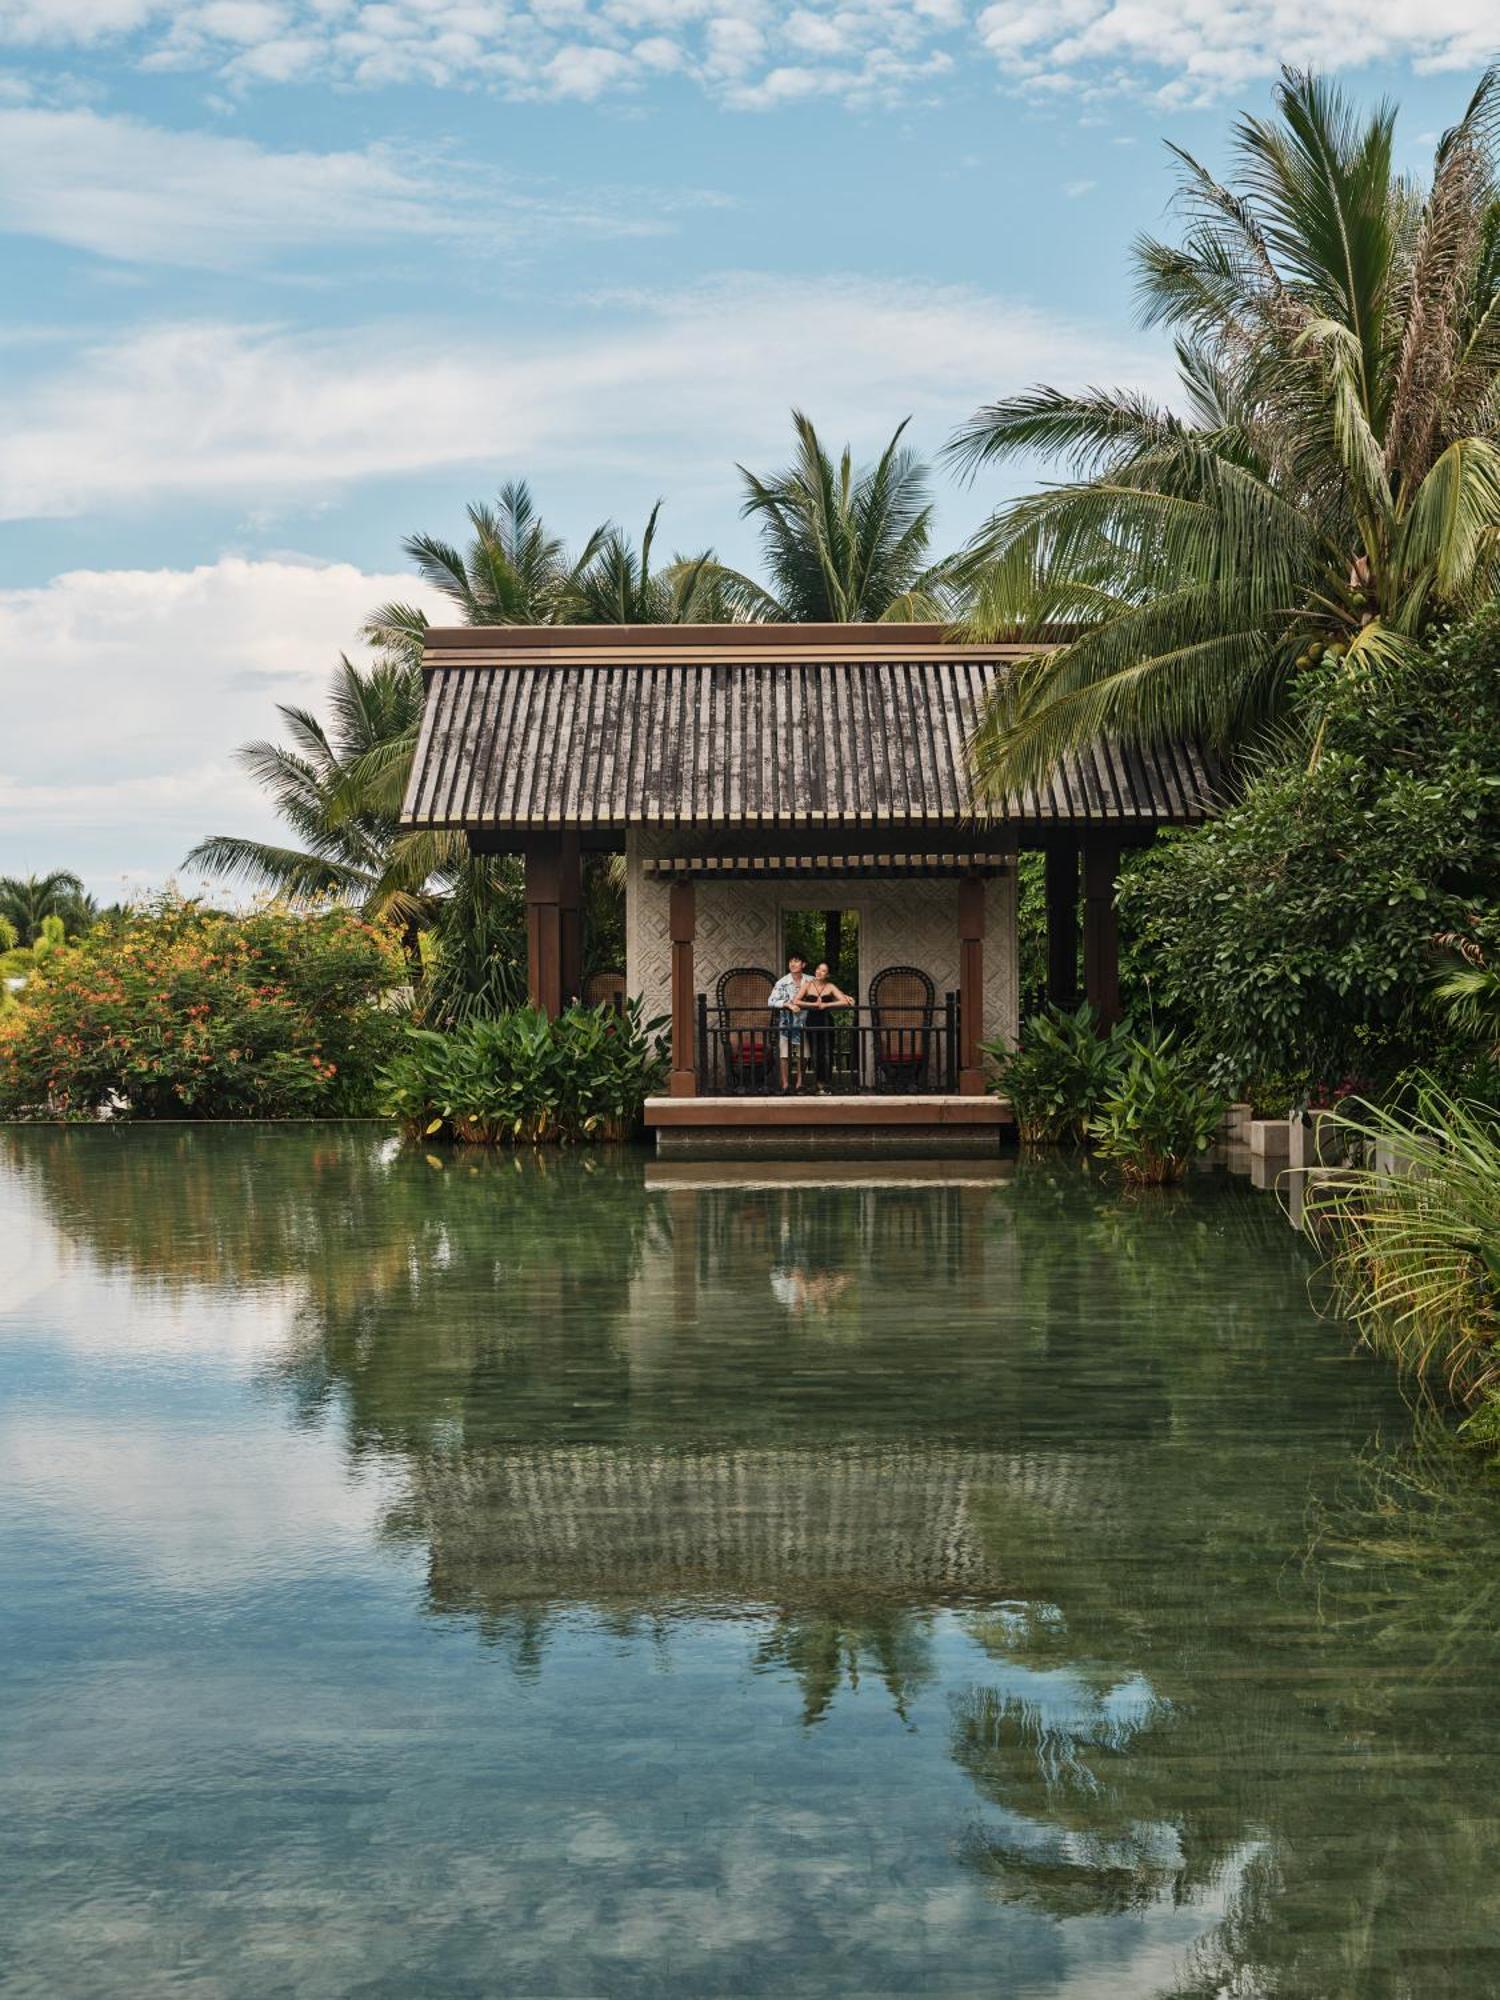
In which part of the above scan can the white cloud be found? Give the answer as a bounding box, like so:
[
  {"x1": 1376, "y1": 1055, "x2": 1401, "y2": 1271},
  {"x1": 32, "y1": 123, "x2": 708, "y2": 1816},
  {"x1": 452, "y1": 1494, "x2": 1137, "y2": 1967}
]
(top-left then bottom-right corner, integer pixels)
[
  {"x1": 0, "y1": 556, "x2": 446, "y2": 896},
  {"x1": 0, "y1": 1409, "x2": 386, "y2": 1589},
  {"x1": 0, "y1": 0, "x2": 971, "y2": 103},
  {"x1": 0, "y1": 276, "x2": 1168, "y2": 524},
  {"x1": 974, "y1": 0, "x2": 1500, "y2": 102},
  {"x1": 0, "y1": 277, "x2": 1166, "y2": 888},
  {"x1": 0, "y1": 0, "x2": 1495, "y2": 105},
  {"x1": 0, "y1": 105, "x2": 708, "y2": 267}
]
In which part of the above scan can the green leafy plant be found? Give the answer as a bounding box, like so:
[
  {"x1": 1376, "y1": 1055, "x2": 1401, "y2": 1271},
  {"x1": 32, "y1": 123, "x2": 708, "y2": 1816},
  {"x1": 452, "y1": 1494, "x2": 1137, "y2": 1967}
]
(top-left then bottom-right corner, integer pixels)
[
  {"x1": 1116, "y1": 608, "x2": 1500, "y2": 1094},
  {"x1": 1312, "y1": 1083, "x2": 1500, "y2": 1419},
  {"x1": 1088, "y1": 1036, "x2": 1226, "y2": 1185},
  {"x1": 0, "y1": 895, "x2": 406, "y2": 1119},
  {"x1": 983, "y1": 1002, "x2": 1125, "y2": 1143},
  {"x1": 379, "y1": 1000, "x2": 668, "y2": 1146}
]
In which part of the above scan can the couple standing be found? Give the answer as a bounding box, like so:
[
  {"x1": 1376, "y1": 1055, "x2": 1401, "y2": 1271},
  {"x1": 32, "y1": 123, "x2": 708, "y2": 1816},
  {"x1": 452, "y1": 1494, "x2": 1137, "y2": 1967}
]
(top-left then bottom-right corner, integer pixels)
[{"x1": 767, "y1": 953, "x2": 855, "y2": 1092}]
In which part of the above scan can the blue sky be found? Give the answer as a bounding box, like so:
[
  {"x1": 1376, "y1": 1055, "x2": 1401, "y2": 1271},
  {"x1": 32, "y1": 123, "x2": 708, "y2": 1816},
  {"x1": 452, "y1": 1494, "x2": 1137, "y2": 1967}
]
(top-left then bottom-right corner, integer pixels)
[{"x1": 0, "y1": 3, "x2": 1492, "y2": 894}]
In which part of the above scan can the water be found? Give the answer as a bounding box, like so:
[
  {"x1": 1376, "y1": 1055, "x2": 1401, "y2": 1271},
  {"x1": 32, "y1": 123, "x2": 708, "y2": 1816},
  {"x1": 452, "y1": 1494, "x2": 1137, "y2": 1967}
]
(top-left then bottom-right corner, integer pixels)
[{"x1": 4, "y1": 1128, "x2": 1500, "y2": 1999}]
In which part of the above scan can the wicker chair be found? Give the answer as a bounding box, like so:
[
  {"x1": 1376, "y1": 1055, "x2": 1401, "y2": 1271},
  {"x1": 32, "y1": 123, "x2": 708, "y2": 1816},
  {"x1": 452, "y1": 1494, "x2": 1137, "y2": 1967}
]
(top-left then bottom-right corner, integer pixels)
[
  {"x1": 584, "y1": 969, "x2": 626, "y2": 1014},
  {"x1": 715, "y1": 965, "x2": 775, "y2": 1091},
  {"x1": 868, "y1": 965, "x2": 936, "y2": 1090}
]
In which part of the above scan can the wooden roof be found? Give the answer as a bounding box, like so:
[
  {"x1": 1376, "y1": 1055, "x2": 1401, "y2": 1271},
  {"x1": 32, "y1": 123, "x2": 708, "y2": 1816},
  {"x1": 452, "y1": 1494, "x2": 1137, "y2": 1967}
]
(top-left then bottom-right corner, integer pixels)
[{"x1": 400, "y1": 624, "x2": 1218, "y2": 833}]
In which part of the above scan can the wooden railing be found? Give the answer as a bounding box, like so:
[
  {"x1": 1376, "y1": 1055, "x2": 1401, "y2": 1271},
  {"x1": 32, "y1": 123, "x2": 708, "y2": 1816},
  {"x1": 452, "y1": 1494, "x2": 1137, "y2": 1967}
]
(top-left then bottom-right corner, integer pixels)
[{"x1": 695, "y1": 996, "x2": 960, "y2": 1095}]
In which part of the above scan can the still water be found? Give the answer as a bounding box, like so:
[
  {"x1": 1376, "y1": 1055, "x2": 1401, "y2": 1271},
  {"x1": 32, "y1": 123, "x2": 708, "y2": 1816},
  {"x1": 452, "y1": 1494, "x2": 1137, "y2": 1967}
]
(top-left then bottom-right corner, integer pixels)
[{"x1": 3, "y1": 1128, "x2": 1499, "y2": 1998}]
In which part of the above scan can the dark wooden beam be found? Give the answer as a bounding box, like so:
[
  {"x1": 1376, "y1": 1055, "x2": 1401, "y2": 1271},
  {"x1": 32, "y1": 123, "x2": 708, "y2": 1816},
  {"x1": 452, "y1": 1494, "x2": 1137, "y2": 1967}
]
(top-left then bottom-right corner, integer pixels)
[
  {"x1": 1045, "y1": 839, "x2": 1080, "y2": 1008},
  {"x1": 1082, "y1": 838, "x2": 1122, "y2": 1028},
  {"x1": 525, "y1": 836, "x2": 564, "y2": 1019},
  {"x1": 669, "y1": 877, "x2": 697, "y2": 1099},
  {"x1": 559, "y1": 832, "x2": 582, "y2": 1007},
  {"x1": 958, "y1": 874, "x2": 986, "y2": 1096}
]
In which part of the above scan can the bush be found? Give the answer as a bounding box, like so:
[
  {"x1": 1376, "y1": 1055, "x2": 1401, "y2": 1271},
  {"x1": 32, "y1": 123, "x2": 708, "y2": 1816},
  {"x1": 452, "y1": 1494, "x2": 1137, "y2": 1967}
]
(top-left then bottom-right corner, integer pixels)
[
  {"x1": 1118, "y1": 608, "x2": 1500, "y2": 1095},
  {"x1": 1087, "y1": 1036, "x2": 1225, "y2": 1185},
  {"x1": 379, "y1": 999, "x2": 668, "y2": 1145},
  {"x1": 983, "y1": 1002, "x2": 1125, "y2": 1143},
  {"x1": 0, "y1": 896, "x2": 406, "y2": 1118}
]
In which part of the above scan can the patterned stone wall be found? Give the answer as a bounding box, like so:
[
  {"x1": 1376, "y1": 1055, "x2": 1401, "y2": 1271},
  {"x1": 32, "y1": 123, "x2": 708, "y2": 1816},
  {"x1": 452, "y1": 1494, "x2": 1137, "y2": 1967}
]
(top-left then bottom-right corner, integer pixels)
[{"x1": 625, "y1": 833, "x2": 1019, "y2": 1054}]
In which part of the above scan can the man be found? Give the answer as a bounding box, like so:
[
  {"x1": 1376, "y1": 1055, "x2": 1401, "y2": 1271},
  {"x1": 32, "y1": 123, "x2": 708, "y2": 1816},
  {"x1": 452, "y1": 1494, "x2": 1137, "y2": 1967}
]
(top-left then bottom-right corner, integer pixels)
[{"x1": 767, "y1": 953, "x2": 809, "y2": 1092}]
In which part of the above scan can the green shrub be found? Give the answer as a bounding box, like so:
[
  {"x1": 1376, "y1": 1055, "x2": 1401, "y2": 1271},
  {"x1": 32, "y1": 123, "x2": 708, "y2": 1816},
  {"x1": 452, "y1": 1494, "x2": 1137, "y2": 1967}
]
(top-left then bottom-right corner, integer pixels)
[
  {"x1": 1088, "y1": 1036, "x2": 1226, "y2": 1185},
  {"x1": 380, "y1": 999, "x2": 668, "y2": 1145},
  {"x1": 0, "y1": 895, "x2": 406, "y2": 1118},
  {"x1": 1117, "y1": 608, "x2": 1500, "y2": 1095},
  {"x1": 983, "y1": 1002, "x2": 1125, "y2": 1143}
]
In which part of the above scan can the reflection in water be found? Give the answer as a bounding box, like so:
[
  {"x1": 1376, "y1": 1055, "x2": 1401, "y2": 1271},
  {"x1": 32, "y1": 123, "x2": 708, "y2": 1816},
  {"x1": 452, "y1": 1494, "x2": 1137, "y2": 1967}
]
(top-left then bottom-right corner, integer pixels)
[{"x1": 4, "y1": 1128, "x2": 1500, "y2": 1996}]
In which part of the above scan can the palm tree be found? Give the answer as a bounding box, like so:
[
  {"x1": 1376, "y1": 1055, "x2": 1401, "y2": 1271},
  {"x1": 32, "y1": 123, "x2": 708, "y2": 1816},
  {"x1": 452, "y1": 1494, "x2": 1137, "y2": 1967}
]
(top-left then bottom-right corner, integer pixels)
[
  {"x1": 367, "y1": 480, "x2": 724, "y2": 659},
  {"x1": 567, "y1": 501, "x2": 726, "y2": 625},
  {"x1": 0, "y1": 870, "x2": 95, "y2": 942},
  {"x1": 949, "y1": 68, "x2": 1500, "y2": 795},
  {"x1": 695, "y1": 410, "x2": 956, "y2": 622},
  {"x1": 364, "y1": 480, "x2": 610, "y2": 662},
  {"x1": 184, "y1": 651, "x2": 453, "y2": 925}
]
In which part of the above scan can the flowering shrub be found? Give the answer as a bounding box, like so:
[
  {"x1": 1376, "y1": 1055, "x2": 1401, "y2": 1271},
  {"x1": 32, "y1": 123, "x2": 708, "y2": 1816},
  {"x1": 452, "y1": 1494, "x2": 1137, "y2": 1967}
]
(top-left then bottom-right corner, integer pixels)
[{"x1": 0, "y1": 896, "x2": 406, "y2": 1118}]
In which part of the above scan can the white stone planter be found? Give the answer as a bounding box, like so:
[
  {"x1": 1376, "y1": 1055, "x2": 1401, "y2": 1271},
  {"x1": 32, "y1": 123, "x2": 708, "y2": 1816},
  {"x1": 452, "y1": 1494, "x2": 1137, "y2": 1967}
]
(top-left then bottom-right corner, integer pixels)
[
  {"x1": 1222, "y1": 1102, "x2": 1252, "y2": 1145},
  {"x1": 1249, "y1": 1117, "x2": 1291, "y2": 1164}
]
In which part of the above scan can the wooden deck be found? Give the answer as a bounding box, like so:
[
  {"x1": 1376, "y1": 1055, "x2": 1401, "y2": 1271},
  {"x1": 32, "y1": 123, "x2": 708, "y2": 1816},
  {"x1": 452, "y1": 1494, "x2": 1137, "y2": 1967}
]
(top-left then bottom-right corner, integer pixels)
[{"x1": 644, "y1": 1093, "x2": 1014, "y2": 1159}]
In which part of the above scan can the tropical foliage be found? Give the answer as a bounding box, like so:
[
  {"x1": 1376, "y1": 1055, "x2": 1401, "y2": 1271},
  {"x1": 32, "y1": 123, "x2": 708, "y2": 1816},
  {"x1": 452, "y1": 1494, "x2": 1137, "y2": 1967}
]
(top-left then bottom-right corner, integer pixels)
[
  {"x1": 1314, "y1": 1083, "x2": 1500, "y2": 1430},
  {"x1": 379, "y1": 1001, "x2": 667, "y2": 1144},
  {"x1": 951, "y1": 67, "x2": 1500, "y2": 794},
  {"x1": 0, "y1": 897, "x2": 406, "y2": 1119},
  {"x1": 364, "y1": 480, "x2": 722, "y2": 662},
  {"x1": 183, "y1": 649, "x2": 447, "y2": 926},
  {"x1": 982, "y1": 1002, "x2": 1125, "y2": 1143},
  {"x1": 0, "y1": 871, "x2": 96, "y2": 942},
  {"x1": 1117, "y1": 607, "x2": 1500, "y2": 1094},
  {"x1": 1, "y1": 913, "x2": 73, "y2": 994},
  {"x1": 1088, "y1": 1036, "x2": 1225, "y2": 1185},
  {"x1": 696, "y1": 411, "x2": 955, "y2": 622}
]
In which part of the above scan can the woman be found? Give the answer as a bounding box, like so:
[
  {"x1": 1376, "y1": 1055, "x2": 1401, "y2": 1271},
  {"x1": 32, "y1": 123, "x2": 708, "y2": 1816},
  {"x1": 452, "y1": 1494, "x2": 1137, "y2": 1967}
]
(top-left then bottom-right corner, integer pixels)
[{"x1": 800, "y1": 961, "x2": 855, "y2": 1091}]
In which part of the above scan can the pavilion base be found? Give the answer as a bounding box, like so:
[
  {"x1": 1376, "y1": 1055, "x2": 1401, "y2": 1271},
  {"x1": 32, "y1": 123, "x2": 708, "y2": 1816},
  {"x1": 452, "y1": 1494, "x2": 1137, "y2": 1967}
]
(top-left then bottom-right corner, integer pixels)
[{"x1": 643, "y1": 1093, "x2": 1013, "y2": 1160}]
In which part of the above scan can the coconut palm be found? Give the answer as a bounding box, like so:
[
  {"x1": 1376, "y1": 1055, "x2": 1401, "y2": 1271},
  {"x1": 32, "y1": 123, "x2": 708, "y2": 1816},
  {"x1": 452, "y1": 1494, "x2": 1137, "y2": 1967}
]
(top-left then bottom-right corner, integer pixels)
[
  {"x1": 949, "y1": 68, "x2": 1500, "y2": 795},
  {"x1": 694, "y1": 410, "x2": 956, "y2": 622},
  {"x1": 184, "y1": 652, "x2": 454, "y2": 923},
  {"x1": 367, "y1": 481, "x2": 726, "y2": 661},
  {"x1": 0, "y1": 870, "x2": 95, "y2": 942},
  {"x1": 363, "y1": 480, "x2": 609, "y2": 662},
  {"x1": 568, "y1": 502, "x2": 725, "y2": 625}
]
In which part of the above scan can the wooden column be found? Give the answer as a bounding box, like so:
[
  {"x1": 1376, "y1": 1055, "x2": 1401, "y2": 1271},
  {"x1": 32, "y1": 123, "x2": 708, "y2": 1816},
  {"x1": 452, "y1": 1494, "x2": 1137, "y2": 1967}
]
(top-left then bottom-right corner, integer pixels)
[
  {"x1": 669, "y1": 876, "x2": 697, "y2": 1098},
  {"x1": 1082, "y1": 838, "x2": 1122, "y2": 1028},
  {"x1": 525, "y1": 836, "x2": 564, "y2": 1019},
  {"x1": 1045, "y1": 839, "x2": 1080, "y2": 1008},
  {"x1": 957, "y1": 873, "x2": 986, "y2": 1096},
  {"x1": 558, "y1": 832, "x2": 582, "y2": 1007}
]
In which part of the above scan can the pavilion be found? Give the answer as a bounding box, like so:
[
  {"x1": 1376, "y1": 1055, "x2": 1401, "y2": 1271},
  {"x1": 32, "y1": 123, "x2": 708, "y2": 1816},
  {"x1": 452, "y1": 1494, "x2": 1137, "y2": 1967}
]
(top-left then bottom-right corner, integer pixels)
[{"x1": 400, "y1": 622, "x2": 1216, "y2": 1154}]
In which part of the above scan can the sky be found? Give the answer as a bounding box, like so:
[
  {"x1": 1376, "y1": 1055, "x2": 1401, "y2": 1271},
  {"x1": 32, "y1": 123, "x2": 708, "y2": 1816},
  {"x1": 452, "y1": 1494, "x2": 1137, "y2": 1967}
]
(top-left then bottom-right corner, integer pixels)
[{"x1": 0, "y1": 3, "x2": 1493, "y2": 899}]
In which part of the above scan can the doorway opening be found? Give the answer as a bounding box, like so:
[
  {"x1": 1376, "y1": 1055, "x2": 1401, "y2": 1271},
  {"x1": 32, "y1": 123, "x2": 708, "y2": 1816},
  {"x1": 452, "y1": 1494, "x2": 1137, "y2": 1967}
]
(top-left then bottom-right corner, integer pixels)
[{"x1": 781, "y1": 908, "x2": 859, "y2": 997}]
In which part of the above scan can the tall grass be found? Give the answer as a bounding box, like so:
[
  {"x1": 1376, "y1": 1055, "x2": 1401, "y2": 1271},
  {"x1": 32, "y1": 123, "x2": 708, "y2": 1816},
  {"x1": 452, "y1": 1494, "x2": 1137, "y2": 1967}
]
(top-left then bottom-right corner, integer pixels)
[{"x1": 1314, "y1": 1084, "x2": 1500, "y2": 1411}]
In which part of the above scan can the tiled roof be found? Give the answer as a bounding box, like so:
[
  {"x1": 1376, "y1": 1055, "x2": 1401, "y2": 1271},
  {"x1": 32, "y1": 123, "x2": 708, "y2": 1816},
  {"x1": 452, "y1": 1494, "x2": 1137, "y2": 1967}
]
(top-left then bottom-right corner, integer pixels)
[{"x1": 400, "y1": 625, "x2": 1219, "y2": 832}]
